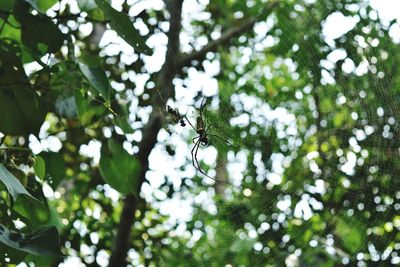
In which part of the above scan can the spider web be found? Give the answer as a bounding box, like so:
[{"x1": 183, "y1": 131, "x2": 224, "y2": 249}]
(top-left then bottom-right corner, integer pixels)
[{"x1": 150, "y1": 0, "x2": 400, "y2": 266}]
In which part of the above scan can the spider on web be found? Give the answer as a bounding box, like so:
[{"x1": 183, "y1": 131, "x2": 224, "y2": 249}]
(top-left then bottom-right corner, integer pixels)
[
  {"x1": 183, "y1": 97, "x2": 231, "y2": 181},
  {"x1": 165, "y1": 97, "x2": 231, "y2": 180}
]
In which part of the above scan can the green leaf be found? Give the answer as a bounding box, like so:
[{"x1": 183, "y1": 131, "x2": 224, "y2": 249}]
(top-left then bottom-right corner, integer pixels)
[
  {"x1": 14, "y1": 194, "x2": 50, "y2": 226},
  {"x1": 33, "y1": 156, "x2": 45, "y2": 180},
  {"x1": 99, "y1": 138, "x2": 140, "y2": 195},
  {"x1": 13, "y1": 1, "x2": 65, "y2": 56},
  {"x1": 95, "y1": 0, "x2": 152, "y2": 55},
  {"x1": 114, "y1": 116, "x2": 134, "y2": 133},
  {"x1": 79, "y1": 63, "x2": 111, "y2": 101},
  {"x1": 50, "y1": 61, "x2": 83, "y2": 118},
  {"x1": 0, "y1": 15, "x2": 21, "y2": 41},
  {"x1": 0, "y1": 40, "x2": 46, "y2": 135},
  {"x1": 0, "y1": 243, "x2": 28, "y2": 265},
  {"x1": 0, "y1": 224, "x2": 60, "y2": 256},
  {"x1": 0, "y1": 0, "x2": 15, "y2": 12},
  {"x1": 78, "y1": 52, "x2": 102, "y2": 67},
  {"x1": 335, "y1": 216, "x2": 365, "y2": 254},
  {"x1": 23, "y1": 0, "x2": 58, "y2": 13},
  {"x1": 39, "y1": 152, "x2": 66, "y2": 189},
  {"x1": 113, "y1": 103, "x2": 134, "y2": 133},
  {"x1": 0, "y1": 164, "x2": 35, "y2": 201}
]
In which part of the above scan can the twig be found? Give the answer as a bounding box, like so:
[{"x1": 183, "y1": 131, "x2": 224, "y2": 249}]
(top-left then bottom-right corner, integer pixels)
[
  {"x1": 179, "y1": 0, "x2": 278, "y2": 68},
  {"x1": 0, "y1": 13, "x2": 9, "y2": 33},
  {"x1": 0, "y1": 147, "x2": 31, "y2": 151},
  {"x1": 54, "y1": 14, "x2": 110, "y2": 24},
  {"x1": 108, "y1": 0, "x2": 183, "y2": 265}
]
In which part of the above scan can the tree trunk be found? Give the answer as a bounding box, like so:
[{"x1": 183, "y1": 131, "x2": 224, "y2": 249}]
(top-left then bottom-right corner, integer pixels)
[{"x1": 108, "y1": 1, "x2": 184, "y2": 266}]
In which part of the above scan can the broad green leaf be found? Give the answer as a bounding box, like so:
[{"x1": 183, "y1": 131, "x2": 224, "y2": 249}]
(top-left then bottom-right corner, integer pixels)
[
  {"x1": 23, "y1": 0, "x2": 58, "y2": 13},
  {"x1": 0, "y1": 243, "x2": 28, "y2": 265},
  {"x1": 99, "y1": 138, "x2": 140, "y2": 195},
  {"x1": 112, "y1": 103, "x2": 134, "y2": 133},
  {"x1": 0, "y1": 15, "x2": 21, "y2": 41},
  {"x1": 33, "y1": 156, "x2": 45, "y2": 180},
  {"x1": 75, "y1": 89, "x2": 92, "y2": 124},
  {"x1": 114, "y1": 116, "x2": 134, "y2": 133},
  {"x1": 74, "y1": 89, "x2": 108, "y2": 125},
  {"x1": 13, "y1": 1, "x2": 65, "y2": 56},
  {"x1": 0, "y1": 224, "x2": 60, "y2": 256},
  {"x1": 0, "y1": 0, "x2": 15, "y2": 11},
  {"x1": 14, "y1": 194, "x2": 50, "y2": 226},
  {"x1": 79, "y1": 63, "x2": 111, "y2": 101},
  {"x1": 335, "y1": 216, "x2": 365, "y2": 254},
  {"x1": 50, "y1": 61, "x2": 83, "y2": 118},
  {"x1": 0, "y1": 164, "x2": 35, "y2": 201},
  {"x1": 95, "y1": 0, "x2": 152, "y2": 55},
  {"x1": 39, "y1": 152, "x2": 66, "y2": 189},
  {"x1": 0, "y1": 40, "x2": 46, "y2": 135},
  {"x1": 33, "y1": 156, "x2": 46, "y2": 179},
  {"x1": 78, "y1": 52, "x2": 102, "y2": 67}
]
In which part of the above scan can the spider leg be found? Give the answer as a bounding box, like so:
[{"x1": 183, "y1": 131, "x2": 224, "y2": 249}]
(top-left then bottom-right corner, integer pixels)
[
  {"x1": 184, "y1": 115, "x2": 196, "y2": 131},
  {"x1": 193, "y1": 141, "x2": 227, "y2": 182},
  {"x1": 193, "y1": 141, "x2": 211, "y2": 178},
  {"x1": 192, "y1": 136, "x2": 200, "y2": 144},
  {"x1": 199, "y1": 97, "x2": 206, "y2": 115},
  {"x1": 191, "y1": 139, "x2": 200, "y2": 171},
  {"x1": 208, "y1": 133, "x2": 232, "y2": 146},
  {"x1": 190, "y1": 131, "x2": 229, "y2": 183},
  {"x1": 191, "y1": 139, "x2": 208, "y2": 176}
]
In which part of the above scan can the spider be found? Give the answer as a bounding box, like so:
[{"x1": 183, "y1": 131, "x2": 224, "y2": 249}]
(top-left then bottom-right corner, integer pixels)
[{"x1": 184, "y1": 97, "x2": 231, "y2": 181}]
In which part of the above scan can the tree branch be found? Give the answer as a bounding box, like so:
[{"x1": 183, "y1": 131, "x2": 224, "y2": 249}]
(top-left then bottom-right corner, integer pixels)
[
  {"x1": 179, "y1": 0, "x2": 278, "y2": 68},
  {"x1": 108, "y1": 1, "x2": 183, "y2": 266},
  {"x1": 108, "y1": 1, "x2": 278, "y2": 266}
]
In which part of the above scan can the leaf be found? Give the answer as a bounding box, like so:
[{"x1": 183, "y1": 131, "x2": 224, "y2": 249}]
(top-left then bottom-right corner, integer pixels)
[
  {"x1": 99, "y1": 138, "x2": 140, "y2": 195},
  {"x1": 0, "y1": 41, "x2": 46, "y2": 135},
  {"x1": 79, "y1": 63, "x2": 111, "y2": 101},
  {"x1": 78, "y1": 0, "x2": 97, "y2": 11},
  {"x1": 0, "y1": 0, "x2": 15, "y2": 12},
  {"x1": 335, "y1": 216, "x2": 365, "y2": 254},
  {"x1": 13, "y1": 1, "x2": 65, "y2": 56},
  {"x1": 0, "y1": 15, "x2": 21, "y2": 41},
  {"x1": 14, "y1": 194, "x2": 50, "y2": 225},
  {"x1": 74, "y1": 89, "x2": 108, "y2": 125},
  {"x1": 114, "y1": 116, "x2": 134, "y2": 133},
  {"x1": 0, "y1": 224, "x2": 60, "y2": 256},
  {"x1": 50, "y1": 61, "x2": 83, "y2": 118},
  {"x1": 95, "y1": 0, "x2": 152, "y2": 55},
  {"x1": 55, "y1": 92, "x2": 79, "y2": 118},
  {"x1": 0, "y1": 243, "x2": 28, "y2": 265},
  {"x1": 33, "y1": 156, "x2": 45, "y2": 180},
  {"x1": 23, "y1": 0, "x2": 58, "y2": 13},
  {"x1": 0, "y1": 164, "x2": 35, "y2": 201},
  {"x1": 113, "y1": 103, "x2": 134, "y2": 133},
  {"x1": 39, "y1": 152, "x2": 66, "y2": 189}
]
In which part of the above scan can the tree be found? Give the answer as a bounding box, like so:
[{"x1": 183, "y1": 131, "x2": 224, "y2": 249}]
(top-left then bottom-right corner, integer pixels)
[{"x1": 1, "y1": 0, "x2": 400, "y2": 266}]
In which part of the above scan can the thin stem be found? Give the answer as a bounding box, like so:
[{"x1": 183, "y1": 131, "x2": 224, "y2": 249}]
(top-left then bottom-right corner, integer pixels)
[
  {"x1": 0, "y1": 13, "x2": 9, "y2": 33},
  {"x1": 0, "y1": 147, "x2": 31, "y2": 151},
  {"x1": 54, "y1": 14, "x2": 110, "y2": 23}
]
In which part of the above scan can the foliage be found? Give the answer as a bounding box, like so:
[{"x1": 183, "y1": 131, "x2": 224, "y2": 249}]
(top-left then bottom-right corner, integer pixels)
[{"x1": 1, "y1": 0, "x2": 400, "y2": 266}]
